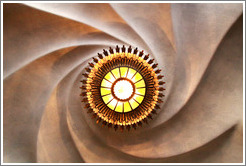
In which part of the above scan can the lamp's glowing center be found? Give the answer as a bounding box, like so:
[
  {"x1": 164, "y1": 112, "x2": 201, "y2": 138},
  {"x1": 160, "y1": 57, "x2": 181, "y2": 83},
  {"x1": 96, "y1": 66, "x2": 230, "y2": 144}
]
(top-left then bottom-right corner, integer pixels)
[
  {"x1": 100, "y1": 67, "x2": 145, "y2": 112},
  {"x1": 113, "y1": 80, "x2": 134, "y2": 101}
]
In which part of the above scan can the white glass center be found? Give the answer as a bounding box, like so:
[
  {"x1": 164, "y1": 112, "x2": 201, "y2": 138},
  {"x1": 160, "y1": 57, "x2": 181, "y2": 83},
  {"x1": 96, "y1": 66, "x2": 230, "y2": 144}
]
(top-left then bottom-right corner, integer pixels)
[{"x1": 113, "y1": 80, "x2": 133, "y2": 100}]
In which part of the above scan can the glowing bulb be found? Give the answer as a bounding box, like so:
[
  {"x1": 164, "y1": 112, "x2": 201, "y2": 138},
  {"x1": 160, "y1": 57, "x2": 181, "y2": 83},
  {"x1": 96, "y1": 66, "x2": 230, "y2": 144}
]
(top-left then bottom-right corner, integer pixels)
[{"x1": 113, "y1": 80, "x2": 133, "y2": 100}]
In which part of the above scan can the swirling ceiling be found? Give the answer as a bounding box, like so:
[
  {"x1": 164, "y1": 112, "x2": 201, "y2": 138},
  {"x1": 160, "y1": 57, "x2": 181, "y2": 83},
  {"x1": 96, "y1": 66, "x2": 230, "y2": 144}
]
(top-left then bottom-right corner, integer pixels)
[{"x1": 3, "y1": 3, "x2": 243, "y2": 163}]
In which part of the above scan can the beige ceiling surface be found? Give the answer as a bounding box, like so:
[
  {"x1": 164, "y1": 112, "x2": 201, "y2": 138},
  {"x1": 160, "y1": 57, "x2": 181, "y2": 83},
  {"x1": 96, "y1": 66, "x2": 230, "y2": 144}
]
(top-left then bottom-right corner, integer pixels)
[{"x1": 3, "y1": 3, "x2": 243, "y2": 163}]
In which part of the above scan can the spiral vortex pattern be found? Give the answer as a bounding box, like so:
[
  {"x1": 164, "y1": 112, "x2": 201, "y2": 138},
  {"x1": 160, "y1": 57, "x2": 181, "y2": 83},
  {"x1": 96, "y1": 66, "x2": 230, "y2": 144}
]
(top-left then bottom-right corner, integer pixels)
[{"x1": 3, "y1": 3, "x2": 243, "y2": 163}]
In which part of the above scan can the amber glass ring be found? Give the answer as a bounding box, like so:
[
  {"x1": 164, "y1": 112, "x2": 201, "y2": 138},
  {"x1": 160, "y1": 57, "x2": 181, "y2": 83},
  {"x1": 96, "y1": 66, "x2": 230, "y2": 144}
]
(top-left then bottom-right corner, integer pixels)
[{"x1": 111, "y1": 77, "x2": 136, "y2": 102}]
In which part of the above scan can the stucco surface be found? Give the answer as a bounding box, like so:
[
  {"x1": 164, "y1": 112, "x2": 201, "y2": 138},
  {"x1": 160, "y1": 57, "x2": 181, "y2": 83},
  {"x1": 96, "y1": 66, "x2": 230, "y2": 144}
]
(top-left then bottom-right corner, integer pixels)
[{"x1": 3, "y1": 3, "x2": 243, "y2": 163}]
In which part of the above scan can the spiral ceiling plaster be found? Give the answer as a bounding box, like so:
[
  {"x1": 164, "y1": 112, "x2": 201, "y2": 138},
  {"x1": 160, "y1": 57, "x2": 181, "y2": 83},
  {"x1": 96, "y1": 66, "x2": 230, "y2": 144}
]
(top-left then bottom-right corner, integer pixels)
[{"x1": 3, "y1": 3, "x2": 243, "y2": 163}]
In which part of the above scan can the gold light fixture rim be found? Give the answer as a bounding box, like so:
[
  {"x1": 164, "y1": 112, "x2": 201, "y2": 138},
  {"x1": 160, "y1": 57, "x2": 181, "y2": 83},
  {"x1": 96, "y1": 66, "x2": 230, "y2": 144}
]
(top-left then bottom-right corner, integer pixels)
[
  {"x1": 111, "y1": 77, "x2": 136, "y2": 102},
  {"x1": 80, "y1": 45, "x2": 165, "y2": 131}
]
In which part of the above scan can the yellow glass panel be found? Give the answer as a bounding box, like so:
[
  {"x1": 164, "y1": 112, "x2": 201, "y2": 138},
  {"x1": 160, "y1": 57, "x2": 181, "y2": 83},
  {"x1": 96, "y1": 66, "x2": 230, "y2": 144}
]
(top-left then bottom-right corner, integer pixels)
[
  {"x1": 129, "y1": 98, "x2": 139, "y2": 109},
  {"x1": 124, "y1": 102, "x2": 132, "y2": 113},
  {"x1": 126, "y1": 68, "x2": 137, "y2": 79},
  {"x1": 101, "y1": 79, "x2": 112, "y2": 88},
  {"x1": 100, "y1": 88, "x2": 111, "y2": 96},
  {"x1": 111, "y1": 68, "x2": 120, "y2": 79},
  {"x1": 104, "y1": 72, "x2": 115, "y2": 82},
  {"x1": 132, "y1": 72, "x2": 142, "y2": 83},
  {"x1": 102, "y1": 94, "x2": 113, "y2": 104},
  {"x1": 135, "y1": 80, "x2": 145, "y2": 88},
  {"x1": 134, "y1": 95, "x2": 144, "y2": 103},
  {"x1": 120, "y1": 67, "x2": 128, "y2": 78},
  {"x1": 107, "y1": 99, "x2": 117, "y2": 110},
  {"x1": 115, "y1": 102, "x2": 123, "y2": 113},
  {"x1": 101, "y1": 67, "x2": 145, "y2": 113},
  {"x1": 135, "y1": 88, "x2": 146, "y2": 96}
]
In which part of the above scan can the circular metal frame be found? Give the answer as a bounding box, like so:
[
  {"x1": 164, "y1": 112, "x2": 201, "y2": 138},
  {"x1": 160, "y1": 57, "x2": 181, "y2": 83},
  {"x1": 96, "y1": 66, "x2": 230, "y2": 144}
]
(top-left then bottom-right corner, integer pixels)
[{"x1": 80, "y1": 45, "x2": 165, "y2": 131}]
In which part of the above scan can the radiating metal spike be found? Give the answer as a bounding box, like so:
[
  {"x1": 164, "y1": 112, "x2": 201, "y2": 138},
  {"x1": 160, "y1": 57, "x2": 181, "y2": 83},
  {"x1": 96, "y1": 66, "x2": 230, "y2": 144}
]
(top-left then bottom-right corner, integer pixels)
[
  {"x1": 80, "y1": 92, "x2": 85, "y2": 96},
  {"x1": 109, "y1": 47, "x2": 114, "y2": 54},
  {"x1": 85, "y1": 103, "x2": 90, "y2": 109},
  {"x1": 147, "y1": 114, "x2": 153, "y2": 120},
  {"x1": 139, "y1": 50, "x2": 144, "y2": 57},
  {"x1": 102, "y1": 121, "x2": 107, "y2": 127},
  {"x1": 132, "y1": 124, "x2": 137, "y2": 130},
  {"x1": 82, "y1": 73, "x2": 89, "y2": 78},
  {"x1": 155, "y1": 69, "x2": 161, "y2": 74},
  {"x1": 116, "y1": 45, "x2": 120, "y2": 52},
  {"x1": 157, "y1": 99, "x2": 163, "y2": 103},
  {"x1": 80, "y1": 85, "x2": 86, "y2": 89},
  {"x1": 96, "y1": 118, "x2": 102, "y2": 124},
  {"x1": 82, "y1": 98, "x2": 88, "y2": 102},
  {"x1": 98, "y1": 53, "x2": 103, "y2": 59},
  {"x1": 120, "y1": 126, "x2": 124, "y2": 132},
  {"x1": 159, "y1": 87, "x2": 165, "y2": 91},
  {"x1": 92, "y1": 113, "x2": 97, "y2": 119},
  {"x1": 148, "y1": 59, "x2": 154, "y2": 64},
  {"x1": 85, "y1": 67, "x2": 91, "y2": 72},
  {"x1": 158, "y1": 93, "x2": 164, "y2": 97},
  {"x1": 87, "y1": 109, "x2": 93, "y2": 113},
  {"x1": 80, "y1": 80, "x2": 87, "y2": 84},
  {"x1": 103, "y1": 49, "x2": 108, "y2": 56},
  {"x1": 152, "y1": 110, "x2": 157, "y2": 115},
  {"x1": 114, "y1": 125, "x2": 118, "y2": 131},
  {"x1": 108, "y1": 123, "x2": 112, "y2": 129},
  {"x1": 126, "y1": 125, "x2": 131, "y2": 131},
  {"x1": 152, "y1": 63, "x2": 158, "y2": 69},
  {"x1": 128, "y1": 46, "x2": 132, "y2": 53},
  {"x1": 155, "y1": 105, "x2": 160, "y2": 109},
  {"x1": 159, "y1": 81, "x2": 165, "y2": 85},
  {"x1": 93, "y1": 57, "x2": 98, "y2": 63},
  {"x1": 157, "y1": 75, "x2": 164, "y2": 79},
  {"x1": 133, "y1": 47, "x2": 138, "y2": 54},
  {"x1": 122, "y1": 45, "x2": 126, "y2": 52},
  {"x1": 144, "y1": 54, "x2": 149, "y2": 60},
  {"x1": 88, "y1": 62, "x2": 94, "y2": 67},
  {"x1": 143, "y1": 118, "x2": 148, "y2": 124}
]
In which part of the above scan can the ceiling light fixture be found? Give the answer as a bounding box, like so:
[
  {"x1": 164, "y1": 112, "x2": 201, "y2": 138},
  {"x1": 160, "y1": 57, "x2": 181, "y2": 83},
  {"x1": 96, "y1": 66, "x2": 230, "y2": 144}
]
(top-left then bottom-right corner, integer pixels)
[{"x1": 80, "y1": 45, "x2": 165, "y2": 131}]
